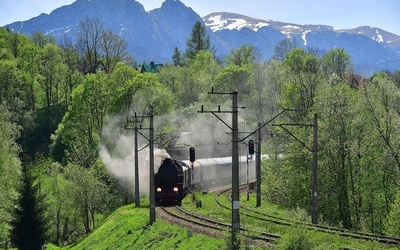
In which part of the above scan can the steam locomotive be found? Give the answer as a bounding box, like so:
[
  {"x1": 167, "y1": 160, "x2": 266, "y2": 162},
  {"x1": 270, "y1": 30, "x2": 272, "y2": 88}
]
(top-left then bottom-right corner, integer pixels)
[{"x1": 154, "y1": 156, "x2": 256, "y2": 205}]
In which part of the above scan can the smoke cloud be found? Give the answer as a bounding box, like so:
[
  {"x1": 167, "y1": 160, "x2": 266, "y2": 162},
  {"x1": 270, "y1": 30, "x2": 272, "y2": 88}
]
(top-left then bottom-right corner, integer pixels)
[
  {"x1": 99, "y1": 115, "x2": 170, "y2": 197},
  {"x1": 99, "y1": 107, "x2": 253, "y2": 197}
]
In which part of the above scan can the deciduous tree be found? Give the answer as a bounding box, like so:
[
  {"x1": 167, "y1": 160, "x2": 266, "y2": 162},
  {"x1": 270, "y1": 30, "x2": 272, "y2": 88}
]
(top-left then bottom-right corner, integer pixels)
[{"x1": 0, "y1": 105, "x2": 21, "y2": 244}]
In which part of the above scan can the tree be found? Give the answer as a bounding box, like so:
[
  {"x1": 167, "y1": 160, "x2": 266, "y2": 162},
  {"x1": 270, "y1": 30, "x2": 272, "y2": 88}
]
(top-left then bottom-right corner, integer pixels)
[
  {"x1": 179, "y1": 51, "x2": 220, "y2": 107},
  {"x1": 273, "y1": 38, "x2": 298, "y2": 61},
  {"x1": 314, "y1": 83, "x2": 358, "y2": 229},
  {"x1": 214, "y1": 63, "x2": 252, "y2": 93},
  {"x1": 64, "y1": 163, "x2": 107, "y2": 234},
  {"x1": 11, "y1": 164, "x2": 48, "y2": 249},
  {"x1": 322, "y1": 48, "x2": 351, "y2": 82},
  {"x1": 119, "y1": 72, "x2": 175, "y2": 116},
  {"x1": 19, "y1": 42, "x2": 41, "y2": 110},
  {"x1": 281, "y1": 48, "x2": 322, "y2": 120},
  {"x1": 50, "y1": 75, "x2": 101, "y2": 167},
  {"x1": 385, "y1": 190, "x2": 400, "y2": 237},
  {"x1": 0, "y1": 105, "x2": 21, "y2": 244},
  {"x1": 226, "y1": 44, "x2": 260, "y2": 67},
  {"x1": 247, "y1": 61, "x2": 283, "y2": 125},
  {"x1": 172, "y1": 47, "x2": 182, "y2": 67},
  {"x1": 32, "y1": 31, "x2": 55, "y2": 48},
  {"x1": 57, "y1": 72, "x2": 110, "y2": 168},
  {"x1": 43, "y1": 162, "x2": 73, "y2": 246},
  {"x1": 77, "y1": 18, "x2": 130, "y2": 75},
  {"x1": 108, "y1": 63, "x2": 140, "y2": 114},
  {"x1": 357, "y1": 75, "x2": 400, "y2": 232},
  {"x1": 77, "y1": 17, "x2": 104, "y2": 74},
  {"x1": 59, "y1": 35, "x2": 84, "y2": 112},
  {"x1": 100, "y1": 28, "x2": 129, "y2": 74},
  {"x1": 9, "y1": 32, "x2": 21, "y2": 58},
  {"x1": 38, "y1": 43, "x2": 67, "y2": 109},
  {"x1": 185, "y1": 21, "x2": 212, "y2": 60}
]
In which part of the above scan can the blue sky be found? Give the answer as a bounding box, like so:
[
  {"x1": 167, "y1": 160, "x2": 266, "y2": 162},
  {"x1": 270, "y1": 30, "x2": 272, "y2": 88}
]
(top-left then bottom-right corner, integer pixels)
[{"x1": 1, "y1": 0, "x2": 399, "y2": 35}]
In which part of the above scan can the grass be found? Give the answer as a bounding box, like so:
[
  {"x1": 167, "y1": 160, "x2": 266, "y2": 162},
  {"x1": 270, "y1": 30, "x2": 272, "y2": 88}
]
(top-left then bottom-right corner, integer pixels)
[
  {"x1": 46, "y1": 204, "x2": 226, "y2": 250},
  {"x1": 44, "y1": 191, "x2": 399, "y2": 249},
  {"x1": 183, "y1": 191, "x2": 399, "y2": 250}
]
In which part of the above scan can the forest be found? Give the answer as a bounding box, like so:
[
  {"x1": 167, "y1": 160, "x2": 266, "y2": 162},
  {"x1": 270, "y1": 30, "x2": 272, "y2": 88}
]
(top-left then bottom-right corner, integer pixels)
[{"x1": 1, "y1": 18, "x2": 400, "y2": 248}]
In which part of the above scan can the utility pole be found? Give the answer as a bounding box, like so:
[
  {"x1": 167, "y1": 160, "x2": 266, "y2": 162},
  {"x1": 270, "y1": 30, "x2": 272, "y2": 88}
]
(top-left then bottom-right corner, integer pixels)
[
  {"x1": 256, "y1": 123, "x2": 262, "y2": 207},
  {"x1": 125, "y1": 113, "x2": 142, "y2": 208},
  {"x1": 231, "y1": 91, "x2": 240, "y2": 238},
  {"x1": 272, "y1": 112, "x2": 318, "y2": 224},
  {"x1": 134, "y1": 113, "x2": 140, "y2": 207},
  {"x1": 125, "y1": 107, "x2": 156, "y2": 224},
  {"x1": 199, "y1": 88, "x2": 241, "y2": 247},
  {"x1": 312, "y1": 113, "x2": 318, "y2": 224},
  {"x1": 149, "y1": 107, "x2": 155, "y2": 224}
]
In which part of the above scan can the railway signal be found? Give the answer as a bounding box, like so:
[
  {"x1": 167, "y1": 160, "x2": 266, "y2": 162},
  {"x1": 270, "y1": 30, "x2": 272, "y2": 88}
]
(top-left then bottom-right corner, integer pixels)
[
  {"x1": 189, "y1": 147, "x2": 195, "y2": 192},
  {"x1": 248, "y1": 140, "x2": 255, "y2": 155},
  {"x1": 189, "y1": 147, "x2": 195, "y2": 162}
]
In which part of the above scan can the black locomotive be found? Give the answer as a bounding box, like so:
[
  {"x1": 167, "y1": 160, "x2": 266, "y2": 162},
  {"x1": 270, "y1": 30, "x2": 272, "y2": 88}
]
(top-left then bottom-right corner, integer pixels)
[
  {"x1": 155, "y1": 156, "x2": 257, "y2": 206},
  {"x1": 155, "y1": 158, "x2": 190, "y2": 205}
]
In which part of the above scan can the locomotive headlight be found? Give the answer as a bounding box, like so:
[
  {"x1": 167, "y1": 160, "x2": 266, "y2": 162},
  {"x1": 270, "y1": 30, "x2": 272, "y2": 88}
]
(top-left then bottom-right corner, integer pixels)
[
  {"x1": 173, "y1": 187, "x2": 179, "y2": 192},
  {"x1": 157, "y1": 187, "x2": 162, "y2": 192}
]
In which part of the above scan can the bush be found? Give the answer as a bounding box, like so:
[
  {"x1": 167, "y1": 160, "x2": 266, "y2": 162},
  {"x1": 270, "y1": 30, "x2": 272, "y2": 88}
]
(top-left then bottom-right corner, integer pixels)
[{"x1": 276, "y1": 227, "x2": 315, "y2": 250}]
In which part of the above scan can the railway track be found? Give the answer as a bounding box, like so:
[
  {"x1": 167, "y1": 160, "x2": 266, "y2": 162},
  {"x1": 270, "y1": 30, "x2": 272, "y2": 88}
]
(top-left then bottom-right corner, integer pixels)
[
  {"x1": 158, "y1": 205, "x2": 280, "y2": 245},
  {"x1": 215, "y1": 186, "x2": 400, "y2": 247}
]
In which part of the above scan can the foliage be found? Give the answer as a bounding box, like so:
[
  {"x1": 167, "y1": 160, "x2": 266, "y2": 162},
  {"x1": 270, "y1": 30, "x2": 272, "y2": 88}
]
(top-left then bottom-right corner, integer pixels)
[
  {"x1": 281, "y1": 48, "x2": 321, "y2": 114},
  {"x1": 63, "y1": 163, "x2": 107, "y2": 234},
  {"x1": 185, "y1": 21, "x2": 212, "y2": 60},
  {"x1": 274, "y1": 38, "x2": 299, "y2": 61},
  {"x1": 2, "y1": 23, "x2": 400, "y2": 246},
  {"x1": 158, "y1": 51, "x2": 221, "y2": 108},
  {"x1": 322, "y1": 48, "x2": 351, "y2": 80},
  {"x1": 51, "y1": 205, "x2": 226, "y2": 250},
  {"x1": 226, "y1": 44, "x2": 260, "y2": 67},
  {"x1": 76, "y1": 17, "x2": 129, "y2": 74},
  {"x1": 385, "y1": 190, "x2": 400, "y2": 237},
  {"x1": 0, "y1": 105, "x2": 21, "y2": 243},
  {"x1": 276, "y1": 227, "x2": 315, "y2": 250},
  {"x1": 214, "y1": 63, "x2": 252, "y2": 93},
  {"x1": 314, "y1": 82, "x2": 358, "y2": 229},
  {"x1": 172, "y1": 46, "x2": 182, "y2": 67},
  {"x1": 10, "y1": 164, "x2": 49, "y2": 249}
]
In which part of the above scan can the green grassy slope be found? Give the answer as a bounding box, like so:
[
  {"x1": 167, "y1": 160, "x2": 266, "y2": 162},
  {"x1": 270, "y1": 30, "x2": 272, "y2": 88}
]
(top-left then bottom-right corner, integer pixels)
[
  {"x1": 47, "y1": 204, "x2": 225, "y2": 250},
  {"x1": 45, "y1": 193, "x2": 399, "y2": 250}
]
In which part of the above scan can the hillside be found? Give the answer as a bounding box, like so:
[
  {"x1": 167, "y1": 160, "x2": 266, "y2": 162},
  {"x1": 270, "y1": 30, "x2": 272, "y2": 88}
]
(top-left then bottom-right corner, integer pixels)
[
  {"x1": 47, "y1": 204, "x2": 225, "y2": 250},
  {"x1": 45, "y1": 193, "x2": 398, "y2": 249}
]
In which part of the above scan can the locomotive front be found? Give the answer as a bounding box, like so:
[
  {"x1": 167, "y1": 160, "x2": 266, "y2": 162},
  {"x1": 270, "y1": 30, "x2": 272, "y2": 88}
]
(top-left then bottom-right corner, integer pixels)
[{"x1": 155, "y1": 158, "x2": 189, "y2": 205}]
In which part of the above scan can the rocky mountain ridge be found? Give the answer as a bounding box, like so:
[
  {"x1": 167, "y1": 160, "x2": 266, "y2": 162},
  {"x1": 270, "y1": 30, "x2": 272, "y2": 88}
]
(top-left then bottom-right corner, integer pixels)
[{"x1": 4, "y1": 0, "x2": 400, "y2": 74}]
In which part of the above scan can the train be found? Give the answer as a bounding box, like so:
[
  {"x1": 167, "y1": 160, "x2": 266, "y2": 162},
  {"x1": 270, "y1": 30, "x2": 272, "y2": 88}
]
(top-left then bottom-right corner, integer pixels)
[{"x1": 154, "y1": 155, "x2": 256, "y2": 205}]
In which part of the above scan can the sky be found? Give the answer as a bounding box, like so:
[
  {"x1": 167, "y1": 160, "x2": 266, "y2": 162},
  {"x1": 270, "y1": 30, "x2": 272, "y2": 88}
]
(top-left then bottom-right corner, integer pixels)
[{"x1": 0, "y1": 0, "x2": 399, "y2": 35}]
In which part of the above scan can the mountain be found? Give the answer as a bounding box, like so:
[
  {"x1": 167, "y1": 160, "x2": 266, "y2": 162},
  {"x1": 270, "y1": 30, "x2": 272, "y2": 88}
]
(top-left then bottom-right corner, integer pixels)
[
  {"x1": 5, "y1": 0, "x2": 203, "y2": 63},
  {"x1": 4, "y1": 0, "x2": 400, "y2": 74},
  {"x1": 205, "y1": 12, "x2": 400, "y2": 74}
]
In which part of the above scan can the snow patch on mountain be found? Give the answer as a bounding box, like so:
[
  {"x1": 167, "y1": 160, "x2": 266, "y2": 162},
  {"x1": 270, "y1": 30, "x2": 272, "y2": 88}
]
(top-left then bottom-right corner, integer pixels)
[
  {"x1": 373, "y1": 29, "x2": 384, "y2": 43},
  {"x1": 279, "y1": 25, "x2": 302, "y2": 38},
  {"x1": 204, "y1": 12, "x2": 269, "y2": 32},
  {"x1": 301, "y1": 30, "x2": 312, "y2": 46}
]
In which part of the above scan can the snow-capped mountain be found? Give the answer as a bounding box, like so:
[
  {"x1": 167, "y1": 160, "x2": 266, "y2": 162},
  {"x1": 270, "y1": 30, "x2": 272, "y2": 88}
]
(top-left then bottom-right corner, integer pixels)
[
  {"x1": 205, "y1": 12, "x2": 400, "y2": 73},
  {"x1": 4, "y1": 0, "x2": 400, "y2": 74},
  {"x1": 205, "y1": 12, "x2": 400, "y2": 52}
]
